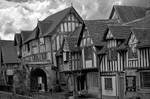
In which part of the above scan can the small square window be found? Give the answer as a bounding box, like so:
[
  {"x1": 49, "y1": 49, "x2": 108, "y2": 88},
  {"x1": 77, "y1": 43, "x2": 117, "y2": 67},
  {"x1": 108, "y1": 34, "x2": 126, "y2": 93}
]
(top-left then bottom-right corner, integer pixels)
[
  {"x1": 104, "y1": 78, "x2": 113, "y2": 90},
  {"x1": 84, "y1": 47, "x2": 92, "y2": 60}
]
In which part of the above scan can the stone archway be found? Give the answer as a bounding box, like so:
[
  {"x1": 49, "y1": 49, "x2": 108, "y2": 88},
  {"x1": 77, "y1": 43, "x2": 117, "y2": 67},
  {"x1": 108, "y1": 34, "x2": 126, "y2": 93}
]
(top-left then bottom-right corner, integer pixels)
[{"x1": 30, "y1": 68, "x2": 47, "y2": 92}]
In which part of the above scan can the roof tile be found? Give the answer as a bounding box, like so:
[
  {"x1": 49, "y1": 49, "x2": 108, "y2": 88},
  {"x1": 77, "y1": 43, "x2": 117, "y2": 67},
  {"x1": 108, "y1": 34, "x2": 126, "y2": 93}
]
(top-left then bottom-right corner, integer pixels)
[{"x1": 114, "y1": 5, "x2": 146, "y2": 23}]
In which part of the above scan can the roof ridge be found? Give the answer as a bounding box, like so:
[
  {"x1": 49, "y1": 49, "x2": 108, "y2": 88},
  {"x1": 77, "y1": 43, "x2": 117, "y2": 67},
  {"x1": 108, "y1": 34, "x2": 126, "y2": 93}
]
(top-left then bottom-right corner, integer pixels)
[
  {"x1": 124, "y1": 14, "x2": 150, "y2": 25},
  {"x1": 131, "y1": 27, "x2": 150, "y2": 30},
  {"x1": 113, "y1": 5, "x2": 146, "y2": 8},
  {"x1": 43, "y1": 6, "x2": 72, "y2": 22}
]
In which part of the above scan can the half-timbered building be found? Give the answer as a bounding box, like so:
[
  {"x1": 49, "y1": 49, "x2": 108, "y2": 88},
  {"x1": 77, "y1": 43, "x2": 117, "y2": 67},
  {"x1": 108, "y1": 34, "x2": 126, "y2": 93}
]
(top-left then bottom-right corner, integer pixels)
[
  {"x1": 14, "y1": 6, "x2": 84, "y2": 92},
  {"x1": 97, "y1": 5, "x2": 150, "y2": 99},
  {"x1": 98, "y1": 25, "x2": 131, "y2": 99},
  {"x1": 57, "y1": 25, "x2": 83, "y2": 92},
  {"x1": 124, "y1": 28, "x2": 150, "y2": 99},
  {"x1": 59, "y1": 19, "x2": 116, "y2": 98},
  {"x1": 80, "y1": 20, "x2": 110, "y2": 97},
  {"x1": 0, "y1": 40, "x2": 20, "y2": 90}
]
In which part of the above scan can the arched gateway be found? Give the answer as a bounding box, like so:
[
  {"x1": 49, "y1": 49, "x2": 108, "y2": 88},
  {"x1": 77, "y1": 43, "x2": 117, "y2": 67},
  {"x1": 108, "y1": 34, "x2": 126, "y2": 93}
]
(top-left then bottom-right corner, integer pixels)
[{"x1": 30, "y1": 68, "x2": 47, "y2": 92}]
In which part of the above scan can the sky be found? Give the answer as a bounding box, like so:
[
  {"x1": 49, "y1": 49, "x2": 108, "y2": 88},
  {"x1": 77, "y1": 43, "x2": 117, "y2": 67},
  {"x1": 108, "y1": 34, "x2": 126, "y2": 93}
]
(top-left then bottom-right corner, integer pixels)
[{"x1": 0, "y1": 0, "x2": 149, "y2": 40}]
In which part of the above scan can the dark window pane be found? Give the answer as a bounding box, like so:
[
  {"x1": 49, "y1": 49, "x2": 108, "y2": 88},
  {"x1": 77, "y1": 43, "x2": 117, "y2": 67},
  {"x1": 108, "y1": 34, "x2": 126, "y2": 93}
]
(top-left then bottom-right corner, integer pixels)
[
  {"x1": 104, "y1": 78, "x2": 113, "y2": 90},
  {"x1": 141, "y1": 72, "x2": 150, "y2": 88},
  {"x1": 84, "y1": 47, "x2": 92, "y2": 60}
]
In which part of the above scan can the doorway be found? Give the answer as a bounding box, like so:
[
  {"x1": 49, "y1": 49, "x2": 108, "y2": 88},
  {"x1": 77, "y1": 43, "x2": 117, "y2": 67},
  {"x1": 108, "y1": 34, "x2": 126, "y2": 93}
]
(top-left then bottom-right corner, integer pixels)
[
  {"x1": 77, "y1": 74, "x2": 86, "y2": 91},
  {"x1": 30, "y1": 68, "x2": 47, "y2": 92}
]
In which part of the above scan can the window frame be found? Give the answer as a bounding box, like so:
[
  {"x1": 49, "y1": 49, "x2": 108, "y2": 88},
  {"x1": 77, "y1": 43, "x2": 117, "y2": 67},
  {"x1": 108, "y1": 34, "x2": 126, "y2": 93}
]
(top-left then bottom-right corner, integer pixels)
[
  {"x1": 84, "y1": 46, "x2": 93, "y2": 60},
  {"x1": 126, "y1": 76, "x2": 136, "y2": 92},
  {"x1": 104, "y1": 77, "x2": 113, "y2": 90},
  {"x1": 140, "y1": 71, "x2": 150, "y2": 89}
]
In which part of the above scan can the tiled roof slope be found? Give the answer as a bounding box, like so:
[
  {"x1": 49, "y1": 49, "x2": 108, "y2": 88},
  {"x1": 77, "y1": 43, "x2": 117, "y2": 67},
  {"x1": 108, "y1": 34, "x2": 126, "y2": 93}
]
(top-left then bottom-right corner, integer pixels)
[
  {"x1": 108, "y1": 25, "x2": 131, "y2": 39},
  {"x1": 15, "y1": 7, "x2": 83, "y2": 45},
  {"x1": 20, "y1": 30, "x2": 32, "y2": 44},
  {"x1": 0, "y1": 40, "x2": 19, "y2": 64},
  {"x1": 111, "y1": 5, "x2": 146, "y2": 23},
  {"x1": 132, "y1": 28, "x2": 150, "y2": 48},
  {"x1": 108, "y1": 25, "x2": 131, "y2": 51},
  {"x1": 24, "y1": 26, "x2": 39, "y2": 43},
  {"x1": 124, "y1": 15, "x2": 150, "y2": 28},
  {"x1": 38, "y1": 21, "x2": 53, "y2": 37},
  {"x1": 66, "y1": 26, "x2": 83, "y2": 51},
  {"x1": 24, "y1": 21, "x2": 53, "y2": 43},
  {"x1": 98, "y1": 25, "x2": 131, "y2": 54},
  {"x1": 42, "y1": 6, "x2": 83, "y2": 36},
  {"x1": 84, "y1": 20, "x2": 116, "y2": 46}
]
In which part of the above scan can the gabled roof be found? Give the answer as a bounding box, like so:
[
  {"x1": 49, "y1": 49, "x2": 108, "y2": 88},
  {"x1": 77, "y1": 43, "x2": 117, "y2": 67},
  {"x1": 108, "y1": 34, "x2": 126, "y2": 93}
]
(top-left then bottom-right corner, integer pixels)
[
  {"x1": 131, "y1": 28, "x2": 150, "y2": 48},
  {"x1": 109, "y1": 5, "x2": 146, "y2": 23},
  {"x1": 19, "y1": 6, "x2": 83, "y2": 44},
  {"x1": 14, "y1": 34, "x2": 22, "y2": 46},
  {"x1": 66, "y1": 26, "x2": 83, "y2": 51},
  {"x1": 20, "y1": 30, "x2": 32, "y2": 44},
  {"x1": 108, "y1": 25, "x2": 131, "y2": 39},
  {"x1": 24, "y1": 26, "x2": 39, "y2": 43},
  {"x1": 38, "y1": 21, "x2": 53, "y2": 37},
  {"x1": 0, "y1": 40, "x2": 14, "y2": 46},
  {"x1": 117, "y1": 43, "x2": 128, "y2": 51},
  {"x1": 0, "y1": 40, "x2": 19, "y2": 64},
  {"x1": 97, "y1": 46, "x2": 107, "y2": 55},
  {"x1": 124, "y1": 15, "x2": 150, "y2": 28},
  {"x1": 42, "y1": 6, "x2": 83, "y2": 37},
  {"x1": 84, "y1": 20, "x2": 116, "y2": 46}
]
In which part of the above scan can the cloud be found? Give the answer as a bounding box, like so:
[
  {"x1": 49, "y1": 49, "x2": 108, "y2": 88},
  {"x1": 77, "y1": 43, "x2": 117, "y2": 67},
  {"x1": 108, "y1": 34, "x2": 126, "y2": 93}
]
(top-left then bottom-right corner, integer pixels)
[
  {"x1": 0, "y1": 0, "x2": 149, "y2": 40},
  {"x1": 0, "y1": 0, "x2": 68, "y2": 40}
]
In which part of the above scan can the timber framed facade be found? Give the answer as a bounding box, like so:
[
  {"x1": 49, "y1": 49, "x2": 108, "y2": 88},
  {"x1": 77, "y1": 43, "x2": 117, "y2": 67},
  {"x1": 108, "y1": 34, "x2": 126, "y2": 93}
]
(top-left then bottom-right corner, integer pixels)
[
  {"x1": 14, "y1": 6, "x2": 84, "y2": 92},
  {"x1": 97, "y1": 5, "x2": 150, "y2": 99},
  {"x1": 10, "y1": 4, "x2": 150, "y2": 99}
]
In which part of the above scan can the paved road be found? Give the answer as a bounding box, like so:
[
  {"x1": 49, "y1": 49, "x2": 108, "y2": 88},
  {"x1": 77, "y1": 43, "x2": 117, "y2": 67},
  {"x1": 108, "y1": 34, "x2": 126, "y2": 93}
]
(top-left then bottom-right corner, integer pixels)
[
  {"x1": 32, "y1": 92, "x2": 67, "y2": 99},
  {"x1": 32, "y1": 92, "x2": 99, "y2": 99}
]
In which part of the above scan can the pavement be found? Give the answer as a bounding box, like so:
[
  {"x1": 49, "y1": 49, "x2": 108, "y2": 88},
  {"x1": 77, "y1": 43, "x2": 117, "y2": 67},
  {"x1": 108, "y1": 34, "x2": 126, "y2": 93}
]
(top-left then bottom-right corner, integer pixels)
[
  {"x1": 32, "y1": 92, "x2": 68, "y2": 99},
  {"x1": 32, "y1": 92, "x2": 100, "y2": 99}
]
